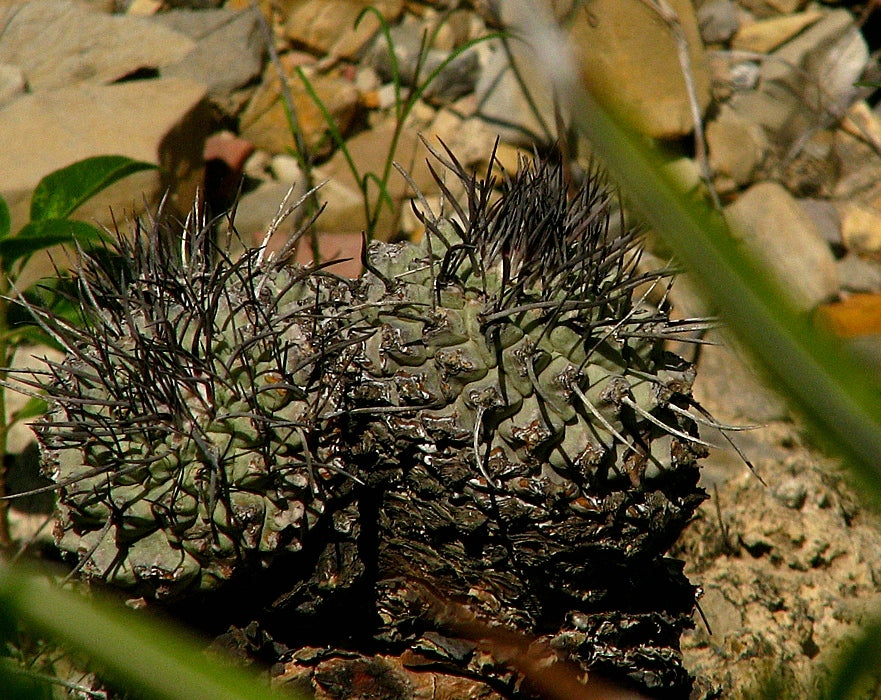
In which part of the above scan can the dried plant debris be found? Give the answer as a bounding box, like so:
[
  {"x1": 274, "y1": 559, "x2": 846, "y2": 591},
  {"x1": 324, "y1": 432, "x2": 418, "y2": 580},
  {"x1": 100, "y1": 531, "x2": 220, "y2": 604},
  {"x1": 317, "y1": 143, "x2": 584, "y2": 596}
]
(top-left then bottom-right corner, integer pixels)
[{"x1": 13, "y1": 150, "x2": 729, "y2": 696}]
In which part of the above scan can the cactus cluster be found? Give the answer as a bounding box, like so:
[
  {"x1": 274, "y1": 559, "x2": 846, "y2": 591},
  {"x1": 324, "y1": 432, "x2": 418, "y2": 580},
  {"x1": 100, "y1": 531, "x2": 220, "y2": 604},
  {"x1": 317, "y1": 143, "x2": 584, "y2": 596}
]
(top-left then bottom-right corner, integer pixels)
[{"x1": 23, "y1": 151, "x2": 722, "y2": 694}]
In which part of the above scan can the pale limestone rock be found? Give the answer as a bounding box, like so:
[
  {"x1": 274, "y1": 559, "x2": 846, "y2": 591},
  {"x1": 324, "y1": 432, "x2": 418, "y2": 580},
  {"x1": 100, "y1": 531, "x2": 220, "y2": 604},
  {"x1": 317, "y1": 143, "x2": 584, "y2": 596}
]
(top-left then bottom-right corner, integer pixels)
[
  {"x1": 725, "y1": 182, "x2": 838, "y2": 310},
  {"x1": 0, "y1": 0, "x2": 193, "y2": 90},
  {"x1": 731, "y1": 10, "x2": 823, "y2": 53},
  {"x1": 0, "y1": 78, "x2": 210, "y2": 263},
  {"x1": 155, "y1": 8, "x2": 265, "y2": 113}
]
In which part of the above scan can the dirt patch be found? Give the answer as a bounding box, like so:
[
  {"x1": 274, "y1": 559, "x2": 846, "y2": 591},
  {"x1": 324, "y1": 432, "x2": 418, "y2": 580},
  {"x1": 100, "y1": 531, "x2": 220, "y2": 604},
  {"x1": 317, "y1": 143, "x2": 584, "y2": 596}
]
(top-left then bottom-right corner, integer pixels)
[{"x1": 676, "y1": 413, "x2": 881, "y2": 697}]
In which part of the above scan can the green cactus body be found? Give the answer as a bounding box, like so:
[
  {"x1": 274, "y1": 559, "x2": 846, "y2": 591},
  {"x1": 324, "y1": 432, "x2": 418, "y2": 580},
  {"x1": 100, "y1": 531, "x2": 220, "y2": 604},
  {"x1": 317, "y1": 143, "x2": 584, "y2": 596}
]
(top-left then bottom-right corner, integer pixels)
[{"x1": 30, "y1": 155, "x2": 715, "y2": 694}]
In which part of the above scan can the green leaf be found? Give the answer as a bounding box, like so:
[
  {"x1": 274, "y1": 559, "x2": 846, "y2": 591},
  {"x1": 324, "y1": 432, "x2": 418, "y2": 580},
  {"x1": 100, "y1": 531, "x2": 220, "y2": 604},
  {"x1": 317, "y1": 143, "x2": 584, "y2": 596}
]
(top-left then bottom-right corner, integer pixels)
[
  {"x1": 30, "y1": 156, "x2": 156, "y2": 222},
  {"x1": 0, "y1": 197, "x2": 10, "y2": 240},
  {"x1": 9, "y1": 397, "x2": 48, "y2": 425},
  {"x1": 0, "y1": 220, "x2": 106, "y2": 271},
  {"x1": 822, "y1": 621, "x2": 881, "y2": 699},
  {"x1": 0, "y1": 564, "x2": 306, "y2": 700}
]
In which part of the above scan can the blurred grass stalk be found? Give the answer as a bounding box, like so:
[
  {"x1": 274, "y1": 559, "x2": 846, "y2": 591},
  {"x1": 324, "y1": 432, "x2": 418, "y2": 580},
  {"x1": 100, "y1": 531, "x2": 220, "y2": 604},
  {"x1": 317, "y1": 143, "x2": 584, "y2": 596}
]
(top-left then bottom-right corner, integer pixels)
[
  {"x1": 0, "y1": 562, "x2": 307, "y2": 700},
  {"x1": 503, "y1": 1, "x2": 881, "y2": 695},
  {"x1": 506, "y1": 0, "x2": 881, "y2": 494}
]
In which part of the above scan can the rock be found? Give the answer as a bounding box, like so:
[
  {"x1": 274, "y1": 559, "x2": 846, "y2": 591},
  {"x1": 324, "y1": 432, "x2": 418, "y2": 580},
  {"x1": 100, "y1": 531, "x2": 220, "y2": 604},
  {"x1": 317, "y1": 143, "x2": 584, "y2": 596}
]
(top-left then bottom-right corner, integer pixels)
[
  {"x1": 727, "y1": 81, "x2": 797, "y2": 137},
  {"x1": 0, "y1": 0, "x2": 194, "y2": 91},
  {"x1": 692, "y1": 331, "x2": 791, "y2": 424},
  {"x1": 317, "y1": 116, "x2": 444, "y2": 240},
  {"x1": 728, "y1": 10, "x2": 857, "y2": 148},
  {"x1": 233, "y1": 179, "x2": 308, "y2": 244},
  {"x1": 279, "y1": 0, "x2": 404, "y2": 60},
  {"x1": 707, "y1": 104, "x2": 768, "y2": 189},
  {"x1": 774, "y1": 477, "x2": 807, "y2": 510},
  {"x1": 839, "y1": 202, "x2": 881, "y2": 254},
  {"x1": 367, "y1": 16, "x2": 480, "y2": 102},
  {"x1": 270, "y1": 154, "x2": 304, "y2": 184},
  {"x1": 779, "y1": 130, "x2": 839, "y2": 198},
  {"x1": 238, "y1": 65, "x2": 361, "y2": 159},
  {"x1": 697, "y1": 0, "x2": 740, "y2": 44},
  {"x1": 841, "y1": 100, "x2": 881, "y2": 155},
  {"x1": 427, "y1": 109, "x2": 504, "y2": 173},
  {"x1": 730, "y1": 61, "x2": 761, "y2": 92},
  {"x1": 566, "y1": 0, "x2": 711, "y2": 139},
  {"x1": 814, "y1": 294, "x2": 881, "y2": 370},
  {"x1": 203, "y1": 131, "x2": 256, "y2": 216},
  {"x1": 836, "y1": 255, "x2": 881, "y2": 294},
  {"x1": 0, "y1": 78, "x2": 211, "y2": 261},
  {"x1": 738, "y1": 0, "x2": 809, "y2": 17},
  {"x1": 731, "y1": 10, "x2": 823, "y2": 54},
  {"x1": 805, "y1": 23, "x2": 869, "y2": 107},
  {"x1": 473, "y1": 39, "x2": 555, "y2": 145},
  {"x1": 725, "y1": 182, "x2": 839, "y2": 310},
  {"x1": 0, "y1": 63, "x2": 26, "y2": 106},
  {"x1": 761, "y1": 9, "x2": 854, "y2": 87},
  {"x1": 155, "y1": 8, "x2": 266, "y2": 114},
  {"x1": 797, "y1": 198, "x2": 841, "y2": 247}
]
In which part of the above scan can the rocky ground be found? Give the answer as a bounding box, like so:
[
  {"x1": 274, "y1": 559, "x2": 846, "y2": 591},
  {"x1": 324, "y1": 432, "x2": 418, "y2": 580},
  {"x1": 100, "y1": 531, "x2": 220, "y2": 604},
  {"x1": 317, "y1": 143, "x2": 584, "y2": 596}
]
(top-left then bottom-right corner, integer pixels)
[{"x1": 3, "y1": 0, "x2": 881, "y2": 697}]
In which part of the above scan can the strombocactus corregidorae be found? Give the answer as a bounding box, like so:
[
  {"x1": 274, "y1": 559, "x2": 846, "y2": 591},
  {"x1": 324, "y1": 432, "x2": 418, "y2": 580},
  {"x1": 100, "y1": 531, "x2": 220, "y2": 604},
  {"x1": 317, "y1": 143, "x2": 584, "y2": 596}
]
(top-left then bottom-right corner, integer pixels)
[{"x1": 21, "y1": 150, "x2": 721, "y2": 695}]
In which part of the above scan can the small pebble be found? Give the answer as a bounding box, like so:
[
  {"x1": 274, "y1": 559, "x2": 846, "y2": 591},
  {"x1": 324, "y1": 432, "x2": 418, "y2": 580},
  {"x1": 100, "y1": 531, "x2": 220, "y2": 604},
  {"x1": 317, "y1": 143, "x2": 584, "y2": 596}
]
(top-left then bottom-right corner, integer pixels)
[
  {"x1": 731, "y1": 62, "x2": 761, "y2": 91},
  {"x1": 774, "y1": 477, "x2": 807, "y2": 510}
]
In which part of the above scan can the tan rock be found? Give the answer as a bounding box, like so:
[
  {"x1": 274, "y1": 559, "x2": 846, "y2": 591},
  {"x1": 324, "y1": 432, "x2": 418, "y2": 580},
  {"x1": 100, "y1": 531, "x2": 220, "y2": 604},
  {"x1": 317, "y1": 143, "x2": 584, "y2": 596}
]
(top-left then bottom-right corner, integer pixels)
[
  {"x1": 568, "y1": 0, "x2": 711, "y2": 139},
  {"x1": 707, "y1": 105, "x2": 768, "y2": 187},
  {"x1": 731, "y1": 10, "x2": 823, "y2": 53},
  {"x1": 0, "y1": 77, "x2": 210, "y2": 283},
  {"x1": 839, "y1": 202, "x2": 881, "y2": 254},
  {"x1": 841, "y1": 100, "x2": 881, "y2": 154},
  {"x1": 316, "y1": 116, "x2": 444, "y2": 240},
  {"x1": 739, "y1": 0, "x2": 809, "y2": 17},
  {"x1": 725, "y1": 182, "x2": 838, "y2": 310},
  {"x1": 239, "y1": 66, "x2": 361, "y2": 158},
  {"x1": 278, "y1": 0, "x2": 404, "y2": 60}
]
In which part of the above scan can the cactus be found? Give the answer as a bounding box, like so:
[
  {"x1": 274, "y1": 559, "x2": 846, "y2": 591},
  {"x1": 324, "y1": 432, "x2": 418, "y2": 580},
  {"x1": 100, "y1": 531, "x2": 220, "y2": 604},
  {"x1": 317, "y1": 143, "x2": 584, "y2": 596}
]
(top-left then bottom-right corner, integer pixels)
[{"x1": 22, "y1": 151, "x2": 722, "y2": 694}]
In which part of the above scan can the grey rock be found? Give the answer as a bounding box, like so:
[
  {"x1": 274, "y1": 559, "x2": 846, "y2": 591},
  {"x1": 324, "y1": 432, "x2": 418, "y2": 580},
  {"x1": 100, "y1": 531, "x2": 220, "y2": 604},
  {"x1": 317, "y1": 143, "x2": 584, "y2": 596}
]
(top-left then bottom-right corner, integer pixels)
[
  {"x1": 797, "y1": 198, "x2": 841, "y2": 247},
  {"x1": 474, "y1": 41, "x2": 555, "y2": 145},
  {"x1": 155, "y1": 8, "x2": 265, "y2": 112},
  {"x1": 837, "y1": 255, "x2": 881, "y2": 294},
  {"x1": 698, "y1": 0, "x2": 740, "y2": 44},
  {"x1": 762, "y1": 9, "x2": 854, "y2": 87},
  {"x1": 0, "y1": 0, "x2": 194, "y2": 91},
  {"x1": 367, "y1": 17, "x2": 479, "y2": 102},
  {"x1": 774, "y1": 477, "x2": 807, "y2": 510},
  {"x1": 725, "y1": 182, "x2": 839, "y2": 310},
  {"x1": 730, "y1": 61, "x2": 761, "y2": 91},
  {"x1": 232, "y1": 180, "x2": 308, "y2": 242}
]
